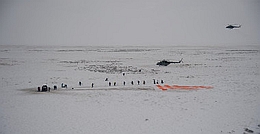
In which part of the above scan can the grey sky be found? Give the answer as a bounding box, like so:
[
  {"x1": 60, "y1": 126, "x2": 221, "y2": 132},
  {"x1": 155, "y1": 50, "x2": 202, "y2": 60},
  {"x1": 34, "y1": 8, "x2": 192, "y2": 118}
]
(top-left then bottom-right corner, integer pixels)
[{"x1": 0, "y1": 0, "x2": 259, "y2": 46}]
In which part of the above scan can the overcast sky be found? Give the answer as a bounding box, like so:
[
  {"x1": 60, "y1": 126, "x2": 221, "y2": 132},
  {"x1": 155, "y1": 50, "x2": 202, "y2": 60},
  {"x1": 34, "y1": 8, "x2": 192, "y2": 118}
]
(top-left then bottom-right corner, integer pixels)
[{"x1": 0, "y1": 0, "x2": 259, "y2": 46}]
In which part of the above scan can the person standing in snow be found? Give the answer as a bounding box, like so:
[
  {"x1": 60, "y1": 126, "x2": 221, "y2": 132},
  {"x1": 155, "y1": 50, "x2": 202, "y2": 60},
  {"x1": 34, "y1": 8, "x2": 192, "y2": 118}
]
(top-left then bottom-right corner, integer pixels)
[
  {"x1": 161, "y1": 80, "x2": 164, "y2": 84},
  {"x1": 131, "y1": 81, "x2": 134, "y2": 85}
]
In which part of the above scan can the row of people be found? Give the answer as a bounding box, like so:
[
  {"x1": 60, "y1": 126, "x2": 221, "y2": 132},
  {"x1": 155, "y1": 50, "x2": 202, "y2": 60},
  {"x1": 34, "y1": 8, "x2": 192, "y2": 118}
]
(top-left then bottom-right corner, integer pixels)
[
  {"x1": 78, "y1": 79, "x2": 164, "y2": 88},
  {"x1": 38, "y1": 78, "x2": 165, "y2": 92}
]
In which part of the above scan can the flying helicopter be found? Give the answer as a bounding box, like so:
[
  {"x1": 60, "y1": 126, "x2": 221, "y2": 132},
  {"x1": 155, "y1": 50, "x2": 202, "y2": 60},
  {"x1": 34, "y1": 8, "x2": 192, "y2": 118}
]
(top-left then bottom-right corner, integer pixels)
[
  {"x1": 156, "y1": 58, "x2": 183, "y2": 66},
  {"x1": 226, "y1": 24, "x2": 241, "y2": 29}
]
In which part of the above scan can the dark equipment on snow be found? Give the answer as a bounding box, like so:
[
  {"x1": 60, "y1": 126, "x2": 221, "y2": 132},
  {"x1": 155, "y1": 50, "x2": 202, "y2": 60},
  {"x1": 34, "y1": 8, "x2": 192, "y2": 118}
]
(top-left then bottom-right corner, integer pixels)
[{"x1": 42, "y1": 85, "x2": 48, "y2": 92}]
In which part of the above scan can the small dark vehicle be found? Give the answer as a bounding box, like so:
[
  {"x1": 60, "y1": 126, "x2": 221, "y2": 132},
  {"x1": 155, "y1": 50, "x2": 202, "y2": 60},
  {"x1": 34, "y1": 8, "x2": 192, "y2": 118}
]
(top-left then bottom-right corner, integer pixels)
[{"x1": 42, "y1": 84, "x2": 48, "y2": 92}]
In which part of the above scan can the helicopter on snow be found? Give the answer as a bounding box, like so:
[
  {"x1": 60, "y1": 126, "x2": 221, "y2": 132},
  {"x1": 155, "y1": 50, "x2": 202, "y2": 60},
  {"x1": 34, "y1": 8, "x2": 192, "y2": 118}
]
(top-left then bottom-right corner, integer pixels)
[
  {"x1": 156, "y1": 58, "x2": 183, "y2": 66},
  {"x1": 226, "y1": 24, "x2": 241, "y2": 29}
]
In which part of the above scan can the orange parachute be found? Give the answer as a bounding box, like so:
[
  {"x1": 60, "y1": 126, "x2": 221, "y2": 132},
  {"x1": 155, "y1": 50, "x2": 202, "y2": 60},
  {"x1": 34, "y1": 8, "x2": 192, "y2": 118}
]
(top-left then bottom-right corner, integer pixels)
[{"x1": 156, "y1": 84, "x2": 213, "y2": 90}]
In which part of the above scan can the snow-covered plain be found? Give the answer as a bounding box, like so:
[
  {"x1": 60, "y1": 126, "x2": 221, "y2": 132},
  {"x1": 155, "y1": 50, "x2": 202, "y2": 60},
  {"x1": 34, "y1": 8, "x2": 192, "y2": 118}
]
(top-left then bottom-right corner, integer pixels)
[{"x1": 0, "y1": 45, "x2": 260, "y2": 134}]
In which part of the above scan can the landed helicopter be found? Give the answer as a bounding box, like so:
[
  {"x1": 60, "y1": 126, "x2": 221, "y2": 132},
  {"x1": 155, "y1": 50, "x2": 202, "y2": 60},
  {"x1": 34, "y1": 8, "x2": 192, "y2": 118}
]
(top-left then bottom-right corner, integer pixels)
[
  {"x1": 226, "y1": 24, "x2": 241, "y2": 29},
  {"x1": 156, "y1": 58, "x2": 183, "y2": 66}
]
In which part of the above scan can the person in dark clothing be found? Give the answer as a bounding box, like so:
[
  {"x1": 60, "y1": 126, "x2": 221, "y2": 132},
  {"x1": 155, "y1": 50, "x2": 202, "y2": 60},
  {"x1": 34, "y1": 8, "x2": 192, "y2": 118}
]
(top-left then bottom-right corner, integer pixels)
[
  {"x1": 161, "y1": 80, "x2": 164, "y2": 84},
  {"x1": 131, "y1": 81, "x2": 134, "y2": 85}
]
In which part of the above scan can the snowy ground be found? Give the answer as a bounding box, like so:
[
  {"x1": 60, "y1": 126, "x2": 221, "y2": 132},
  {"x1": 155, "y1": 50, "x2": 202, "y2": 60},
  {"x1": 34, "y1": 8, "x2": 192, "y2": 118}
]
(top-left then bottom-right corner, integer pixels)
[{"x1": 0, "y1": 45, "x2": 260, "y2": 134}]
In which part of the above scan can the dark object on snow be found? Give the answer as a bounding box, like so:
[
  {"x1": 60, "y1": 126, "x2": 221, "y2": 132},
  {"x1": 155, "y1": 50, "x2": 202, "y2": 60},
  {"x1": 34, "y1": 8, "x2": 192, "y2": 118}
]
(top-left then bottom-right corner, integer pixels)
[
  {"x1": 143, "y1": 81, "x2": 145, "y2": 85},
  {"x1": 105, "y1": 78, "x2": 108, "y2": 81},
  {"x1": 109, "y1": 82, "x2": 111, "y2": 86},
  {"x1": 91, "y1": 83, "x2": 94, "y2": 88},
  {"x1": 114, "y1": 82, "x2": 116, "y2": 86},
  {"x1": 54, "y1": 85, "x2": 57, "y2": 90},
  {"x1": 123, "y1": 81, "x2": 126, "y2": 85},
  {"x1": 42, "y1": 85, "x2": 48, "y2": 92},
  {"x1": 79, "y1": 81, "x2": 82, "y2": 86},
  {"x1": 138, "y1": 81, "x2": 140, "y2": 85},
  {"x1": 38, "y1": 87, "x2": 40, "y2": 92},
  {"x1": 244, "y1": 128, "x2": 254, "y2": 133},
  {"x1": 61, "y1": 83, "x2": 67, "y2": 88}
]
